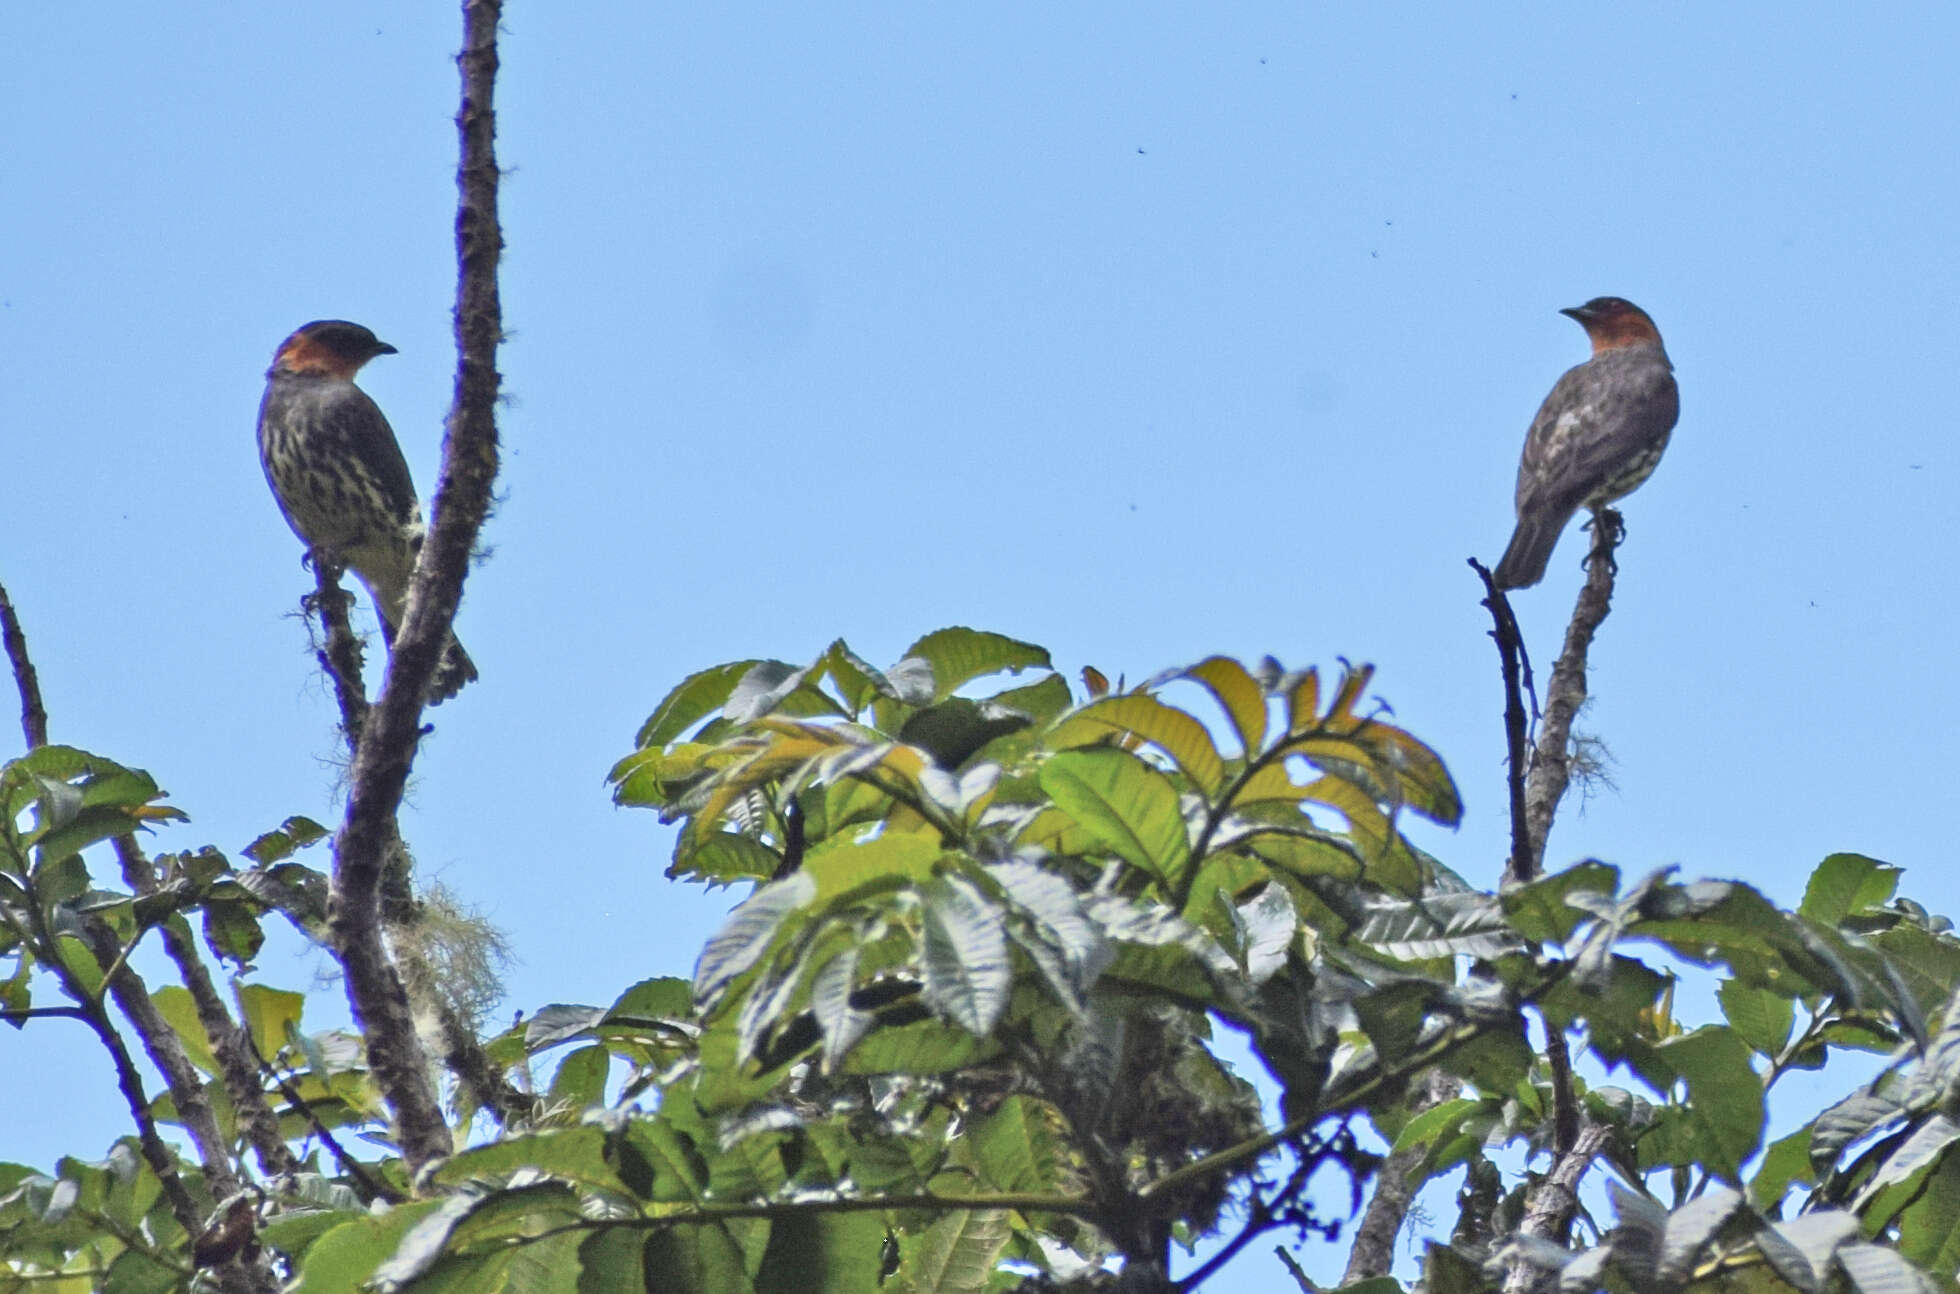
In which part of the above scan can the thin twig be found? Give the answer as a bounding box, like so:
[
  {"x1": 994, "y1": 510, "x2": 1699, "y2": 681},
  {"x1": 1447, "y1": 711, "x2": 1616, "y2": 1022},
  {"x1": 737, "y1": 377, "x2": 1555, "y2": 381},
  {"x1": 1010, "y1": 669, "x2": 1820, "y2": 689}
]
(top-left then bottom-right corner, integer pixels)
[
  {"x1": 0, "y1": 579, "x2": 49, "y2": 750},
  {"x1": 239, "y1": 1028, "x2": 401, "y2": 1203},
  {"x1": 1276, "y1": 1245, "x2": 1320, "y2": 1292},
  {"x1": 1541, "y1": 1020, "x2": 1580, "y2": 1156},
  {"x1": 1176, "y1": 1158, "x2": 1316, "y2": 1292},
  {"x1": 1471, "y1": 560, "x2": 1541, "y2": 887}
]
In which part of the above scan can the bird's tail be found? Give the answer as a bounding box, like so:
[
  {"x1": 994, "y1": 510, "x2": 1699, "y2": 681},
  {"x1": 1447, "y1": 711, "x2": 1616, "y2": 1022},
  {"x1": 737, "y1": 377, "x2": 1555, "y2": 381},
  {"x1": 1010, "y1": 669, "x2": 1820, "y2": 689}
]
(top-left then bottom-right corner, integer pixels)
[
  {"x1": 427, "y1": 635, "x2": 478, "y2": 705},
  {"x1": 1493, "y1": 514, "x2": 1563, "y2": 590},
  {"x1": 361, "y1": 572, "x2": 477, "y2": 704}
]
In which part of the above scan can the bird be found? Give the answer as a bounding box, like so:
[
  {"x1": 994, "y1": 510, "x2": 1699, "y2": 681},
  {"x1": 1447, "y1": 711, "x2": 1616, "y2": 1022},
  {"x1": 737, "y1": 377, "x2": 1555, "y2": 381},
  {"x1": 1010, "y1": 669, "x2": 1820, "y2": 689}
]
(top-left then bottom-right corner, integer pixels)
[
  {"x1": 1493, "y1": 297, "x2": 1679, "y2": 590},
  {"x1": 257, "y1": 320, "x2": 477, "y2": 702}
]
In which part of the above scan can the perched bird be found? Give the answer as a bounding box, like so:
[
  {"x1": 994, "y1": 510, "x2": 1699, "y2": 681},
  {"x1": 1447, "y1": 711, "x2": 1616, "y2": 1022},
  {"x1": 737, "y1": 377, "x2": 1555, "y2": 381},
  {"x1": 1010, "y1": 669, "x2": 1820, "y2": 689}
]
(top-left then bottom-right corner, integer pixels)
[
  {"x1": 1494, "y1": 298, "x2": 1679, "y2": 590},
  {"x1": 257, "y1": 320, "x2": 477, "y2": 702}
]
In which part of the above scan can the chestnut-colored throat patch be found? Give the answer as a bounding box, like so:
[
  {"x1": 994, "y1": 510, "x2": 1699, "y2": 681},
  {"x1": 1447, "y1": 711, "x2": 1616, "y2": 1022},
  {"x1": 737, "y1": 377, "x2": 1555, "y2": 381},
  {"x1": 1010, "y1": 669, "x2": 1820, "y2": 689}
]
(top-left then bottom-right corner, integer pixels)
[
  {"x1": 273, "y1": 333, "x2": 367, "y2": 379},
  {"x1": 1585, "y1": 312, "x2": 1664, "y2": 354}
]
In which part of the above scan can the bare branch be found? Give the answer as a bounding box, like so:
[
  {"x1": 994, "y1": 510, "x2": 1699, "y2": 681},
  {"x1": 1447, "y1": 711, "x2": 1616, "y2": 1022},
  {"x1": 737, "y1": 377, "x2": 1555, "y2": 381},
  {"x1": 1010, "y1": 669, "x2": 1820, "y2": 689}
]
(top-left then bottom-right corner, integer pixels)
[
  {"x1": 1522, "y1": 510, "x2": 1622, "y2": 873},
  {"x1": 0, "y1": 579, "x2": 49, "y2": 751},
  {"x1": 308, "y1": 561, "x2": 371, "y2": 746},
  {"x1": 1501, "y1": 1121, "x2": 1610, "y2": 1294},
  {"x1": 115, "y1": 836, "x2": 299, "y2": 1178},
  {"x1": 1470, "y1": 559, "x2": 1538, "y2": 884},
  {"x1": 1276, "y1": 1245, "x2": 1320, "y2": 1292},
  {"x1": 327, "y1": 0, "x2": 506, "y2": 1172},
  {"x1": 1341, "y1": 1068, "x2": 1460, "y2": 1282}
]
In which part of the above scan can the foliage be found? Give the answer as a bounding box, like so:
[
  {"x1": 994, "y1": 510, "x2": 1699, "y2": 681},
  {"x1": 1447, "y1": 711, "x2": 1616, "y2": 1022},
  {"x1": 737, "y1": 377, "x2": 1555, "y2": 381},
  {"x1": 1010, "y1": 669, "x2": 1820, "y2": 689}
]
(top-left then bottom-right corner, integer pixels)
[{"x1": 2, "y1": 632, "x2": 1958, "y2": 1293}]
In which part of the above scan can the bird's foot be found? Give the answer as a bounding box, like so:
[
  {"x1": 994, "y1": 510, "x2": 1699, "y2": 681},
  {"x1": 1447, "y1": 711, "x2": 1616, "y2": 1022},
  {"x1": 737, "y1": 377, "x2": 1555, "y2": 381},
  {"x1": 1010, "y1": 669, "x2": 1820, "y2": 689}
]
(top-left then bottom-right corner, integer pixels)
[{"x1": 1581, "y1": 507, "x2": 1626, "y2": 576}]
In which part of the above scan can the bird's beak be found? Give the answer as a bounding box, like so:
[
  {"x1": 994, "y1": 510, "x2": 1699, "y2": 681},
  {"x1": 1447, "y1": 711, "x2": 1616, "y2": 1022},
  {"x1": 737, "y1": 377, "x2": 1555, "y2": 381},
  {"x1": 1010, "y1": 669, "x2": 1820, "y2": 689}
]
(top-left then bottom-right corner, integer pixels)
[
  {"x1": 1559, "y1": 304, "x2": 1595, "y2": 322},
  {"x1": 374, "y1": 341, "x2": 399, "y2": 356}
]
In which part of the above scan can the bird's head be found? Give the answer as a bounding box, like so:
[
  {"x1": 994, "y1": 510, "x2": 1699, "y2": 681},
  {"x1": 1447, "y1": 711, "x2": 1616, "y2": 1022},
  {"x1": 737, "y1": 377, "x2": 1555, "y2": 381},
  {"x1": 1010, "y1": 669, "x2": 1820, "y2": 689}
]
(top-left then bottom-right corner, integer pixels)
[
  {"x1": 270, "y1": 320, "x2": 397, "y2": 379},
  {"x1": 1560, "y1": 297, "x2": 1663, "y2": 353}
]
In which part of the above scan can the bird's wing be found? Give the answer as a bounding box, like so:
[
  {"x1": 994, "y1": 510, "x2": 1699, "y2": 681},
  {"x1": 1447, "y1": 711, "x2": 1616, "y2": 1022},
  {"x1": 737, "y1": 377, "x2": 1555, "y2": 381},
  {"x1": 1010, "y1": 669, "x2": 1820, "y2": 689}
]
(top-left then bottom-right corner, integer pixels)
[
  {"x1": 328, "y1": 384, "x2": 421, "y2": 524},
  {"x1": 1515, "y1": 356, "x2": 1677, "y2": 514}
]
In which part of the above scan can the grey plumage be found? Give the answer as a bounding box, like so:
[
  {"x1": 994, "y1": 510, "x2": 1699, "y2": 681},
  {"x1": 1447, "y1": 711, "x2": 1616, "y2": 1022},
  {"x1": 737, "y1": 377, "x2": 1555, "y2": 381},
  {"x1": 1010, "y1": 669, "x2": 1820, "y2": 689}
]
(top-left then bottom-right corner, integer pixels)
[{"x1": 1495, "y1": 302, "x2": 1678, "y2": 590}]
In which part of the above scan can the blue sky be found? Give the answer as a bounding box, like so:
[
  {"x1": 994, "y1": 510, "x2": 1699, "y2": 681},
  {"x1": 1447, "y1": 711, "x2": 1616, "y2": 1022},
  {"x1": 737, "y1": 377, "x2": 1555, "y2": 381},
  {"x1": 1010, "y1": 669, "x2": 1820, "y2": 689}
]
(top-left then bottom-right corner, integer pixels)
[{"x1": 4, "y1": 4, "x2": 1957, "y2": 1288}]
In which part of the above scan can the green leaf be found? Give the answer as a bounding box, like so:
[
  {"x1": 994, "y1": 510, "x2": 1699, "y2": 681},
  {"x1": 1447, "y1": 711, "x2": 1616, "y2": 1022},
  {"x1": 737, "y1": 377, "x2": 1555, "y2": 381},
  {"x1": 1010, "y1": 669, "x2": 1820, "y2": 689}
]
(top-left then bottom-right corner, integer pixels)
[
  {"x1": 238, "y1": 984, "x2": 305, "y2": 1065},
  {"x1": 843, "y1": 1016, "x2": 997, "y2": 1075},
  {"x1": 613, "y1": 1118, "x2": 713, "y2": 1204},
  {"x1": 1502, "y1": 860, "x2": 1620, "y2": 944},
  {"x1": 898, "y1": 698, "x2": 1031, "y2": 769},
  {"x1": 972, "y1": 1096, "x2": 1065, "y2": 1194},
  {"x1": 726, "y1": 661, "x2": 829, "y2": 724},
  {"x1": 526, "y1": 1003, "x2": 609, "y2": 1050},
  {"x1": 371, "y1": 1182, "x2": 582, "y2": 1288},
  {"x1": 1628, "y1": 1026, "x2": 1764, "y2": 1181},
  {"x1": 809, "y1": 948, "x2": 871, "y2": 1069},
  {"x1": 899, "y1": 628, "x2": 1051, "y2": 701},
  {"x1": 1659, "y1": 1186, "x2": 1742, "y2": 1284},
  {"x1": 288, "y1": 1200, "x2": 444, "y2": 1293},
  {"x1": 1800, "y1": 854, "x2": 1900, "y2": 926},
  {"x1": 1388, "y1": 1097, "x2": 1485, "y2": 1159},
  {"x1": 1636, "y1": 881, "x2": 1863, "y2": 1002},
  {"x1": 34, "y1": 805, "x2": 144, "y2": 866},
  {"x1": 148, "y1": 986, "x2": 219, "y2": 1077},
  {"x1": 608, "y1": 976, "x2": 693, "y2": 1019},
  {"x1": 201, "y1": 896, "x2": 266, "y2": 966},
  {"x1": 921, "y1": 875, "x2": 1011, "y2": 1036},
  {"x1": 577, "y1": 1228, "x2": 649, "y2": 1294},
  {"x1": 242, "y1": 815, "x2": 328, "y2": 864},
  {"x1": 804, "y1": 828, "x2": 942, "y2": 905},
  {"x1": 431, "y1": 1126, "x2": 634, "y2": 1197},
  {"x1": 1811, "y1": 1089, "x2": 1909, "y2": 1174},
  {"x1": 1897, "y1": 1147, "x2": 1960, "y2": 1274},
  {"x1": 1353, "y1": 889, "x2": 1515, "y2": 962},
  {"x1": 1835, "y1": 1242, "x2": 1935, "y2": 1294},
  {"x1": 1047, "y1": 694, "x2": 1227, "y2": 797},
  {"x1": 819, "y1": 639, "x2": 920, "y2": 713},
  {"x1": 672, "y1": 832, "x2": 783, "y2": 885},
  {"x1": 1420, "y1": 1242, "x2": 1487, "y2": 1294},
  {"x1": 1177, "y1": 656, "x2": 1267, "y2": 758},
  {"x1": 1038, "y1": 747, "x2": 1190, "y2": 892},
  {"x1": 1718, "y1": 980, "x2": 1794, "y2": 1058},
  {"x1": 754, "y1": 1209, "x2": 888, "y2": 1294},
  {"x1": 1751, "y1": 1125, "x2": 1815, "y2": 1212},
  {"x1": 641, "y1": 1221, "x2": 759, "y2": 1294},
  {"x1": 898, "y1": 1210, "x2": 1012, "y2": 1294},
  {"x1": 548, "y1": 1044, "x2": 611, "y2": 1109},
  {"x1": 635, "y1": 660, "x2": 764, "y2": 748},
  {"x1": 695, "y1": 872, "x2": 818, "y2": 1009}
]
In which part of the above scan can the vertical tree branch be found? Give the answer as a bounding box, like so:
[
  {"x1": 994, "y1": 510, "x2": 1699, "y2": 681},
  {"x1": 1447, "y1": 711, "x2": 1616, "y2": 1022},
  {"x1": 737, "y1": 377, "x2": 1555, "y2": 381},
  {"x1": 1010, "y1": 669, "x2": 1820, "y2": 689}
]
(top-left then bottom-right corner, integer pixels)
[
  {"x1": 1344, "y1": 557, "x2": 1541, "y2": 1283},
  {"x1": 1341, "y1": 1068, "x2": 1462, "y2": 1283},
  {"x1": 1521, "y1": 510, "x2": 1622, "y2": 875},
  {"x1": 116, "y1": 837, "x2": 299, "y2": 1179},
  {"x1": 0, "y1": 580, "x2": 49, "y2": 750},
  {"x1": 1486, "y1": 510, "x2": 1625, "y2": 1292},
  {"x1": 309, "y1": 562, "x2": 371, "y2": 745},
  {"x1": 1470, "y1": 561, "x2": 1537, "y2": 885},
  {"x1": 328, "y1": 0, "x2": 505, "y2": 1173}
]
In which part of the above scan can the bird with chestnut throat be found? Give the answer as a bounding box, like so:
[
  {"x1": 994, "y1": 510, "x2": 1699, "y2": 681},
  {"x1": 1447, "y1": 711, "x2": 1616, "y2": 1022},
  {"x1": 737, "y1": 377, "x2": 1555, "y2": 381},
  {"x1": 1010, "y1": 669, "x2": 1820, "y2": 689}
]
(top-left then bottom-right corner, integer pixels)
[
  {"x1": 1494, "y1": 297, "x2": 1679, "y2": 591},
  {"x1": 257, "y1": 320, "x2": 477, "y2": 702}
]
